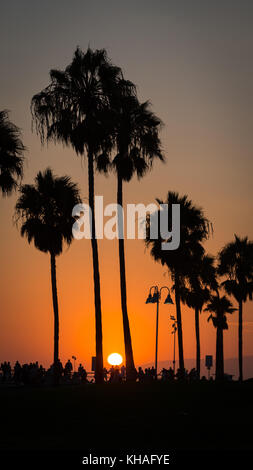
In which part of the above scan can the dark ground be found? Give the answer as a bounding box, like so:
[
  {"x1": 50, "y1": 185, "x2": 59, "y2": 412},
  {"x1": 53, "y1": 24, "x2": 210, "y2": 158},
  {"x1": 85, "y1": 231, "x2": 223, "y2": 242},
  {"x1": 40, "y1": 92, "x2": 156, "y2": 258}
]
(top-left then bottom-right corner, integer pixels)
[{"x1": 0, "y1": 381, "x2": 253, "y2": 465}]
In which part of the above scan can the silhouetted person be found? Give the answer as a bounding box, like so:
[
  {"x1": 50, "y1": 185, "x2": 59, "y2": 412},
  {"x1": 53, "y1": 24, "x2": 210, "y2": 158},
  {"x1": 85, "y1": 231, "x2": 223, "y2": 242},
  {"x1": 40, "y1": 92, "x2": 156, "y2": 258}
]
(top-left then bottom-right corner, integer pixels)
[
  {"x1": 176, "y1": 368, "x2": 187, "y2": 382},
  {"x1": 14, "y1": 361, "x2": 22, "y2": 384},
  {"x1": 1, "y1": 361, "x2": 11, "y2": 382},
  {"x1": 112, "y1": 367, "x2": 121, "y2": 383},
  {"x1": 64, "y1": 359, "x2": 73, "y2": 379},
  {"x1": 109, "y1": 366, "x2": 122, "y2": 383},
  {"x1": 151, "y1": 367, "x2": 156, "y2": 380},
  {"x1": 53, "y1": 359, "x2": 63, "y2": 384},
  {"x1": 161, "y1": 368, "x2": 167, "y2": 381},
  {"x1": 138, "y1": 367, "x2": 145, "y2": 383},
  {"x1": 103, "y1": 367, "x2": 108, "y2": 382},
  {"x1": 78, "y1": 364, "x2": 87, "y2": 383},
  {"x1": 109, "y1": 366, "x2": 115, "y2": 382},
  {"x1": 167, "y1": 367, "x2": 175, "y2": 382},
  {"x1": 120, "y1": 365, "x2": 126, "y2": 380},
  {"x1": 189, "y1": 368, "x2": 198, "y2": 382},
  {"x1": 132, "y1": 367, "x2": 138, "y2": 382}
]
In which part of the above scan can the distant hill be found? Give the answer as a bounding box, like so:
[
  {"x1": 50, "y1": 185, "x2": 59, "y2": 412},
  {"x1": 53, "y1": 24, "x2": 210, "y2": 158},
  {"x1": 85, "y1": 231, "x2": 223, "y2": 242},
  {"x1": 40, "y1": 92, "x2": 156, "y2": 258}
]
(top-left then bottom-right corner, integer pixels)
[{"x1": 142, "y1": 355, "x2": 253, "y2": 379}]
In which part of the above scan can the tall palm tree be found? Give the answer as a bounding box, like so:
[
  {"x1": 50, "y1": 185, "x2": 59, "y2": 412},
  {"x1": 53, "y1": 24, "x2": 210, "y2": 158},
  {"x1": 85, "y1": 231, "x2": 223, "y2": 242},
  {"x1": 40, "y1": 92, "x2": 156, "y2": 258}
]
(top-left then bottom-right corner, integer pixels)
[
  {"x1": 218, "y1": 235, "x2": 253, "y2": 381},
  {"x1": 146, "y1": 192, "x2": 211, "y2": 373},
  {"x1": 204, "y1": 292, "x2": 236, "y2": 381},
  {"x1": 31, "y1": 47, "x2": 125, "y2": 383},
  {"x1": 180, "y1": 254, "x2": 217, "y2": 378},
  {"x1": 105, "y1": 95, "x2": 163, "y2": 381},
  {"x1": 0, "y1": 110, "x2": 25, "y2": 196},
  {"x1": 15, "y1": 168, "x2": 80, "y2": 373}
]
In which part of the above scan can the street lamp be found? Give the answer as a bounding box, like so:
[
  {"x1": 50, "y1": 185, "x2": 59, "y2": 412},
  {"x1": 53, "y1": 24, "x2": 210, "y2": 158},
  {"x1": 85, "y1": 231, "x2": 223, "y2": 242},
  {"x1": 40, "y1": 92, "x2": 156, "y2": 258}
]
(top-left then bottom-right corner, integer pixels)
[
  {"x1": 145, "y1": 285, "x2": 174, "y2": 379},
  {"x1": 170, "y1": 316, "x2": 178, "y2": 374},
  {"x1": 72, "y1": 355, "x2": 77, "y2": 372}
]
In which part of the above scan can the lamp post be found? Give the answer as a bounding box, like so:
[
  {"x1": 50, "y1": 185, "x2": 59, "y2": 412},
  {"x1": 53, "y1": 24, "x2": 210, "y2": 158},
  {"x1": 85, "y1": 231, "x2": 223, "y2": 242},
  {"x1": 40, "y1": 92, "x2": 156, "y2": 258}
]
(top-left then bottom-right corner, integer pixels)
[
  {"x1": 72, "y1": 355, "x2": 77, "y2": 373},
  {"x1": 170, "y1": 316, "x2": 178, "y2": 374},
  {"x1": 146, "y1": 285, "x2": 174, "y2": 379}
]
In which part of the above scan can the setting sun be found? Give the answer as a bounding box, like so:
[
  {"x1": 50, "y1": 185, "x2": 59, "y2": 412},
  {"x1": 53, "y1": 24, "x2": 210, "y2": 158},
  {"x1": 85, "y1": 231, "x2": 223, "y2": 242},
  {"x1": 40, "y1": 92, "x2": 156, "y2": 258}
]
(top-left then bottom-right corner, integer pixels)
[{"x1": 107, "y1": 353, "x2": 123, "y2": 366}]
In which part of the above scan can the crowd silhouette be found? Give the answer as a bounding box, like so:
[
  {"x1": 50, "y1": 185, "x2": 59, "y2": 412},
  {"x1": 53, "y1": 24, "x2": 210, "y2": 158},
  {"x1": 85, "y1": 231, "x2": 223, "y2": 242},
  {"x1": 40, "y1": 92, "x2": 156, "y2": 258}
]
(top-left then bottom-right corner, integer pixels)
[
  {"x1": 0, "y1": 359, "x2": 216, "y2": 386},
  {"x1": 0, "y1": 360, "x2": 87, "y2": 386}
]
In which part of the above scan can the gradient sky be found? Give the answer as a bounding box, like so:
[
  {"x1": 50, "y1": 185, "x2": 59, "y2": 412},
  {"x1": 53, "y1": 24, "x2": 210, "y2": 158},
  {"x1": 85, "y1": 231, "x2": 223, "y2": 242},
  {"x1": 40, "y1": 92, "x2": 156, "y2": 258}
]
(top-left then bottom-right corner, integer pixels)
[{"x1": 1, "y1": 0, "x2": 253, "y2": 376}]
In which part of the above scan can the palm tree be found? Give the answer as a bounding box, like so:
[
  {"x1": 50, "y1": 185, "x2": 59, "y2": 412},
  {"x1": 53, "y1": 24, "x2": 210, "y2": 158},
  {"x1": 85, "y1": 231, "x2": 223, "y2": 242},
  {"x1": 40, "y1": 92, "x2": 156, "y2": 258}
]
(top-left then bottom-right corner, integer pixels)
[
  {"x1": 180, "y1": 254, "x2": 217, "y2": 378},
  {"x1": 31, "y1": 47, "x2": 125, "y2": 383},
  {"x1": 218, "y1": 235, "x2": 253, "y2": 381},
  {"x1": 146, "y1": 192, "x2": 211, "y2": 373},
  {"x1": 106, "y1": 95, "x2": 163, "y2": 381},
  {"x1": 0, "y1": 110, "x2": 25, "y2": 196},
  {"x1": 15, "y1": 168, "x2": 80, "y2": 375},
  {"x1": 204, "y1": 292, "x2": 236, "y2": 381}
]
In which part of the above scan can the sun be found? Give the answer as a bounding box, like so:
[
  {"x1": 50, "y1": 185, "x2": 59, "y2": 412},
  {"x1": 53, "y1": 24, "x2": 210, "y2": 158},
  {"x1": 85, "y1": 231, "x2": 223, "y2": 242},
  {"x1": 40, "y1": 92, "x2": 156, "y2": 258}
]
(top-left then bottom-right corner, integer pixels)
[{"x1": 107, "y1": 353, "x2": 123, "y2": 366}]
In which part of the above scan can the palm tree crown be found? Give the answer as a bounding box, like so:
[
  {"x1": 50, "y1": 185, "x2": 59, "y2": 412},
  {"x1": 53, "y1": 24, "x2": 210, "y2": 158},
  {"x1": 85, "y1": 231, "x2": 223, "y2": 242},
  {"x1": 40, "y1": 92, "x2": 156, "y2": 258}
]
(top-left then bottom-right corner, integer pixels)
[
  {"x1": 181, "y1": 254, "x2": 217, "y2": 312},
  {"x1": 205, "y1": 294, "x2": 236, "y2": 330},
  {"x1": 0, "y1": 110, "x2": 25, "y2": 196},
  {"x1": 146, "y1": 192, "x2": 211, "y2": 276},
  {"x1": 31, "y1": 47, "x2": 127, "y2": 159},
  {"x1": 15, "y1": 167, "x2": 80, "y2": 255},
  {"x1": 111, "y1": 96, "x2": 164, "y2": 179},
  {"x1": 218, "y1": 235, "x2": 253, "y2": 303}
]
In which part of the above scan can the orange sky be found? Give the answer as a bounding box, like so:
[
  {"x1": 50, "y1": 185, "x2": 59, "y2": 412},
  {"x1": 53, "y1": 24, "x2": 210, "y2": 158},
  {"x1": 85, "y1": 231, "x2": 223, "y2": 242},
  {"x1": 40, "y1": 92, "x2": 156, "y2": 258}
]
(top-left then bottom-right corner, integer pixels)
[{"x1": 1, "y1": 1, "x2": 253, "y2": 376}]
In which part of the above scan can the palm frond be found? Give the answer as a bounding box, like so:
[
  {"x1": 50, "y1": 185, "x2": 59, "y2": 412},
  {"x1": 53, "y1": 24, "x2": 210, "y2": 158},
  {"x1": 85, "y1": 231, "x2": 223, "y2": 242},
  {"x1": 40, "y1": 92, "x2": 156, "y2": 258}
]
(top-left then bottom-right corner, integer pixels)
[
  {"x1": 0, "y1": 110, "x2": 25, "y2": 196},
  {"x1": 15, "y1": 168, "x2": 81, "y2": 256}
]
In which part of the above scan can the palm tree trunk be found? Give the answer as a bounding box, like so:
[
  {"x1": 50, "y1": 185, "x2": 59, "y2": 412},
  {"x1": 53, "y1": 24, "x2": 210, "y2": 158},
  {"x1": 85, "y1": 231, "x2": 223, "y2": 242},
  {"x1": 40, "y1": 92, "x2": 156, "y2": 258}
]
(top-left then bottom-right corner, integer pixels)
[
  {"x1": 88, "y1": 150, "x2": 103, "y2": 384},
  {"x1": 195, "y1": 308, "x2": 200, "y2": 379},
  {"x1": 215, "y1": 326, "x2": 224, "y2": 381},
  {"x1": 174, "y1": 272, "x2": 185, "y2": 373},
  {"x1": 117, "y1": 173, "x2": 136, "y2": 381},
  {"x1": 50, "y1": 252, "x2": 59, "y2": 367},
  {"x1": 238, "y1": 300, "x2": 243, "y2": 382}
]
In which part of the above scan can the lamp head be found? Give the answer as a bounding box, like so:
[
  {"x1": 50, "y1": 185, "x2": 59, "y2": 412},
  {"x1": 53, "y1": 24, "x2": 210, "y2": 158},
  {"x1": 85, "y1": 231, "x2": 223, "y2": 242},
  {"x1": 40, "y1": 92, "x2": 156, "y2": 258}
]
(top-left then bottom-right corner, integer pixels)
[
  {"x1": 146, "y1": 291, "x2": 159, "y2": 303},
  {"x1": 164, "y1": 293, "x2": 174, "y2": 304},
  {"x1": 145, "y1": 293, "x2": 153, "y2": 304},
  {"x1": 152, "y1": 292, "x2": 159, "y2": 303}
]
